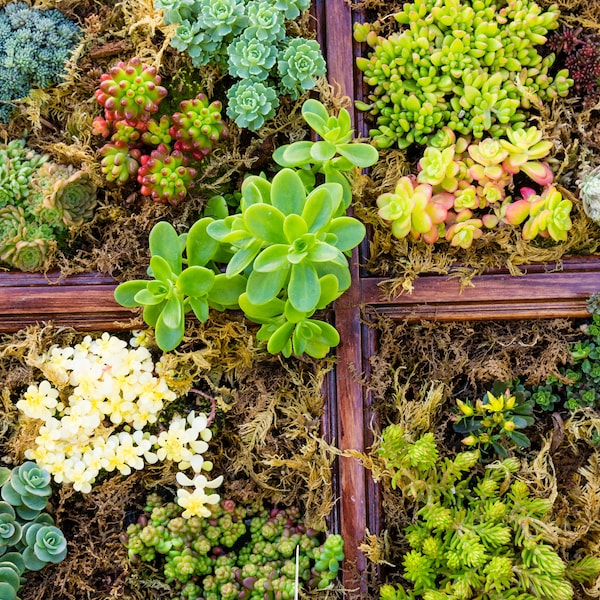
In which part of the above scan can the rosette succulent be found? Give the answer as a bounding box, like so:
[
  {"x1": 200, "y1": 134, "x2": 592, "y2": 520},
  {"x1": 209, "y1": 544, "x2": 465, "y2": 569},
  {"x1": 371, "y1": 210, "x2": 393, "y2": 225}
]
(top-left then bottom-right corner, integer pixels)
[
  {"x1": 1, "y1": 462, "x2": 51, "y2": 521},
  {"x1": 195, "y1": 0, "x2": 247, "y2": 39},
  {"x1": 227, "y1": 33, "x2": 278, "y2": 81},
  {"x1": 226, "y1": 80, "x2": 279, "y2": 131},
  {"x1": 20, "y1": 521, "x2": 67, "y2": 571},
  {"x1": 0, "y1": 503, "x2": 21, "y2": 553},
  {"x1": 579, "y1": 166, "x2": 600, "y2": 224},
  {"x1": 95, "y1": 57, "x2": 168, "y2": 125},
  {"x1": 34, "y1": 163, "x2": 97, "y2": 228},
  {"x1": 277, "y1": 38, "x2": 327, "y2": 99},
  {"x1": 245, "y1": 1, "x2": 286, "y2": 42},
  {"x1": 0, "y1": 206, "x2": 27, "y2": 264}
]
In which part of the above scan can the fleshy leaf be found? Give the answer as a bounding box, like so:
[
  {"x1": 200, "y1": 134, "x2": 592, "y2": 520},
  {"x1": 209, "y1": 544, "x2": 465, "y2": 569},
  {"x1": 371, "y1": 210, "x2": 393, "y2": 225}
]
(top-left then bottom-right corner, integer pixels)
[
  {"x1": 289, "y1": 262, "x2": 319, "y2": 313},
  {"x1": 177, "y1": 266, "x2": 215, "y2": 297},
  {"x1": 244, "y1": 204, "x2": 287, "y2": 243},
  {"x1": 149, "y1": 221, "x2": 182, "y2": 274},
  {"x1": 271, "y1": 169, "x2": 306, "y2": 216},
  {"x1": 186, "y1": 218, "x2": 219, "y2": 267},
  {"x1": 336, "y1": 143, "x2": 378, "y2": 167},
  {"x1": 114, "y1": 280, "x2": 149, "y2": 307}
]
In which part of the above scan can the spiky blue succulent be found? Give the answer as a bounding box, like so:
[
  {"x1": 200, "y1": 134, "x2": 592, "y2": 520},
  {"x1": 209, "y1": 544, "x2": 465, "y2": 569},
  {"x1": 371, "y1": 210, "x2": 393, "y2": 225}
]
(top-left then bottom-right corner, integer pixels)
[
  {"x1": 278, "y1": 38, "x2": 326, "y2": 99},
  {"x1": 226, "y1": 80, "x2": 279, "y2": 131},
  {"x1": 0, "y1": 2, "x2": 82, "y2": 122},
  {"x1": 227, "y1": 32, "x2": 278, "y2": 81}
]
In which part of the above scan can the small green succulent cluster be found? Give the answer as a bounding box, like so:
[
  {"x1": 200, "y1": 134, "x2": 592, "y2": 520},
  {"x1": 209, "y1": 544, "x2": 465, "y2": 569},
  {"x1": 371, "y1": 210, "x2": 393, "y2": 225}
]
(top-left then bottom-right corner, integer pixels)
[
  {"x1": 525, "y1": 297, "x2": 600, "y2": 412},
  {"x1": 354, "y1": 0, "x2": 572, "y2": 149},
  {"x1": 115, "y1": 99, "x2": 377, "y2": 357},
  {"x1": 376, "y1": 126, "x2": 572, "y2": 248},
  {"x1": 155, "y1": 0, "x2": 326, "y2": 130},
  {"x1": 0, "y1": 462, "x2": 67, "y2": 600},
  {"x1": 122, "y1": 493, "x2": 344, "y2": 599},
  {"x1": 94, "y1": 58, "x2": 227, "y2": 205},
  {"x1": 0, "y1": 138, "x2": 97, "y2": 272},
  {"x1": 376, "y1": 430, "x2": 600, "y2": 600},
  {"x1": 452, "y1": 381, "x2": 535, "y2": 458},
  {"x1": 0, "y1": 2, "x2": 82, "y2": 123}
]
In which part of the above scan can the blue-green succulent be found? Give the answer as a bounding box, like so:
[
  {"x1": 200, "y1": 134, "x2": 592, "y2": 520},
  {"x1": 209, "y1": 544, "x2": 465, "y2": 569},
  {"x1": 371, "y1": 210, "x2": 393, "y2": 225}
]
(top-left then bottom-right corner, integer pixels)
[
  {"x1": 226, "y1": 80, "x2": 279, "y2": 131},
  {"x1": 227, "y1": 32, "x2": 278, "y2": 81},
  {"x1": 278, "y1": 38, "x2": 327, "y2": 99}
]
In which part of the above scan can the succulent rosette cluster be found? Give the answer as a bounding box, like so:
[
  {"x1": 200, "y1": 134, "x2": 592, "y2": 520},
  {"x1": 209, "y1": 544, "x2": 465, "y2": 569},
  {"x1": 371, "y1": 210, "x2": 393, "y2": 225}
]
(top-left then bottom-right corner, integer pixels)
[
  {"x1": 154, "y1": 0, "x2": 326, "y2": 130},
  {"x1": 93, "y1": 58, "x2": 228, "y2": 204},
  {"x1": 377, "y1": 126, "x2": 572, "y2": 248},
  {"x1": 354, "y1": 0, "x2": 573, "y2": 148},
  {"x1": 0, "y1": 139, "x2": 97, "y2": 272},
  {"x1": 16, "y1": 332, "x2": 222, "y2": 518}
]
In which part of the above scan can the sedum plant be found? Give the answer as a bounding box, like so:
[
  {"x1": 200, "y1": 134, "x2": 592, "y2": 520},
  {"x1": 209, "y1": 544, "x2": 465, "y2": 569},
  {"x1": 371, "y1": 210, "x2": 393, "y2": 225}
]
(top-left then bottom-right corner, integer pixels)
[
  {"x1": 93, "y1": 60, "x2": 228, "y2": 205},
  {"x1": 377, "y1": 126, "x2": 572, "y2": 248},
  {"x1": 452, "y1": 381, "x2": 535, "y2": 458},
  {"x1": 376, "y1": 430, "x2": 599, "y2": 599},
  {"x1": 121, "y1": 493, "x2": 344, "y2": 599},
  {"x1": 0, "y1": 2, "x2": 82, "y2": 123},
  {"x1": 116, "y1": 99, "x2": 377, "y2": 358},
  {"x1": 579, "y1": 166, "x2": 600, "y2": 224},
  {"x1": 0, "y1": 463, "x2": 67, "y2": 600},
  {"x1": 354, "y1": 0, "x2": 572, "y2": 148}
]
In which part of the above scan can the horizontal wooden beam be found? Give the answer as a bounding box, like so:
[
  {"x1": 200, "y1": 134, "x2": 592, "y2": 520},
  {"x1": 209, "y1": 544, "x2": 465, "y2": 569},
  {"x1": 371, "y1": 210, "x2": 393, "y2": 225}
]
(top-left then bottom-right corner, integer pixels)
[
  {"x1": 0, "y1": 272, "x2": 137, "y2": 332},
  {"x1": 360, "y1": 257, "x2": 600, "y2": 321}
]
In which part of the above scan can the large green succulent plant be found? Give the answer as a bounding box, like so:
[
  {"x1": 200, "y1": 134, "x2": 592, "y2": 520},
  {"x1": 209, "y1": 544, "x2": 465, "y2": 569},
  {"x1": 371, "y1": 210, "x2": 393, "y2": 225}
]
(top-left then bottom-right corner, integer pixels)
[{"x1": 115, "y1": 99, "x2": 378, "y2": 358}]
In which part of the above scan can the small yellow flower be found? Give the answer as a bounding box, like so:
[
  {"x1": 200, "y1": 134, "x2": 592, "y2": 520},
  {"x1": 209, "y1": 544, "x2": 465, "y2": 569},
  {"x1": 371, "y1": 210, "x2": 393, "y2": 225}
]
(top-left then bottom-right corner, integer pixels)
[
  {"x1": 504, "y1": 394, "x2": 516, "y2": 410},
  {"x1": 503, "y1": 420, "x2": 516, "y2": 431},
  {"x1": 484, "y1": 392, "x2": 505, "y2": 413},
  {"x1": 456, "y1": 399, "x2": 474, "y2": 417},
  {"x1": 462, "y1": 435, "x2": 478, "y2": 446}
]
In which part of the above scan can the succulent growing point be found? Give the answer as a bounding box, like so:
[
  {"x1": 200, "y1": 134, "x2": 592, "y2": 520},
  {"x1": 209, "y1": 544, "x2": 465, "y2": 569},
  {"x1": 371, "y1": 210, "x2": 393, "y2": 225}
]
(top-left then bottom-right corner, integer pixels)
[{"x1": 95, "y1": 57, "x2": 168, "y2": 125}]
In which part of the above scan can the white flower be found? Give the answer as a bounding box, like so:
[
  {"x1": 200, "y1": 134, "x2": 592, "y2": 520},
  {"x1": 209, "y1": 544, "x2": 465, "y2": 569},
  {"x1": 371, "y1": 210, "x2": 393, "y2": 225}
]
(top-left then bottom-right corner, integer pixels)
[
  {"x1": 16, "y1": 380, "x2": 60, "y2": 420},
  {"x1": 175, "y1": 472, "x2": 223, "y2": 518}
]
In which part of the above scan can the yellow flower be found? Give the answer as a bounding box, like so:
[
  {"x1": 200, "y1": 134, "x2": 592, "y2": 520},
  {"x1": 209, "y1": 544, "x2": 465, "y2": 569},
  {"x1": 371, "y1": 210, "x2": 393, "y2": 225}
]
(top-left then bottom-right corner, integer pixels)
[
  {"x1": 456, "y1": 399, "x2": 474, "y2": 417},
  {"x1": 503, "y1": 420, "x2": 516, "y2": 431},
  {"x1": 462, "y1": 435, "x2": 478, "y2": 446},
  {"x1": 16, "y1": 380, "x2": 60, "y2": 420},
  {"x1": 483, "y1": 392, "x2": 505, "y2": 413}
]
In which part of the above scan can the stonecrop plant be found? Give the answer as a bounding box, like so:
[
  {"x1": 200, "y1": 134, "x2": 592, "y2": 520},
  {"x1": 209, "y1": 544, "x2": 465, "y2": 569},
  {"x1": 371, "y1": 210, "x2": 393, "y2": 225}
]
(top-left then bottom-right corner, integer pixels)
[
  {"x1": 452, "y1": 381, "x2": 535, "y2": 458},
  {"x1": 93, "y1": 57, "x2": 228, "y2": 205},
  {"x1": 376, "y1": 430, "x2": 600, "y2": 599},
  {"x1": 115, "y1": 99, "x2": 378, "y2": 358},
  {"x1": 354, "y1": 0, "x2": 572, "y2": 149},
  {"x1": 0, "y1": 138, "x2": 97, "y2": 272},
  {"x1": 154, "y1": 0, "x2": 326, "y2": 130},
  {"x1": 15, "y1": 332, "x2": 222, "y2": 518},
  {"x1": 0, "y1": 2, "x2": 82, "y2": 123},
  {"x1": 0, "y1": 462, "x2": 67, "y2": 600},
  {"x1": 121, "y1": 493, "x2": 344, "y2": 600},
  {"x1": 376, "y1": 126, "x2": 572, "y2": 248}
]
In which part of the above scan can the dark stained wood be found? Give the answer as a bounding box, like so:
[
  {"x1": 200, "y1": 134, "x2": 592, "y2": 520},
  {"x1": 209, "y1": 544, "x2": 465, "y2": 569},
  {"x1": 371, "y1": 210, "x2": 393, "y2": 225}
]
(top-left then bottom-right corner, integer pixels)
[
  {"x1": 325, "y1": 0, "x2": 372, "y2": 593},
  {"x1": 0, "y1": 272, "x2": 138, "y2": 333}
]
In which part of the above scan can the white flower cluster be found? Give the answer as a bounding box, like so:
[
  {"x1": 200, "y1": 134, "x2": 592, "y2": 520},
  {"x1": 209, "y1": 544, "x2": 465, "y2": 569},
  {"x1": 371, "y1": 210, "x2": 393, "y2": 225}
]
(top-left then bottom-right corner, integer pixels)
[{"x1": 17, "y1": 332, "x2": 223, "y2": 517}]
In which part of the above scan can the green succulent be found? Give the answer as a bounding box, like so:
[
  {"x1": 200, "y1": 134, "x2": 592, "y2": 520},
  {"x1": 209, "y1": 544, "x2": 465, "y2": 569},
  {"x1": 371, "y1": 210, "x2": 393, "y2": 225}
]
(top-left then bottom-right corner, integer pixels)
[
  {"x1": 10, "y1": 230, "x2": 54, "y2": 273},
  {"x1": 277, "y1": 38, "x2": 327, "y2": 100},
  {"x1": 0, "y1": 205, "x2": 27, "y2": 264},
  {"x1": 579, "y1": 166, "x2": 600, "y2": 224},
  {"x1": 245, "y1": 0, "x2": 286, "y2": 42},
  {"x1": 99, "y1": 140, "x2": 141, "y2": 184},
  {"x1": 226, "y1": 80, "x2": 279, "y2": 131},
  {"x1": 171, "y1": 20, "x2": 223, "y2": 68},
  {"x1": 0, "y1": 139, "x2": 48, "y2": 208},
  {"x1": 154, "y1": 0, "x2": 198, "y2": 24},
  {"x1": 1, "y1": 462, "x2": 51, "y2": 521},
  {"x1": 21, "y1": 520, "x2": 67, "y2": 571},
  {"x1": 0, "y1": 504, "x2": 21, "y2": 553},
  {"x1": 0, "y1": 556, "x2": 24, "y2": 600},
  {"x1": 274, "y1": 99, "x2": 379, "y2": 208},
  {"x1": 114, "y1": 221, "x2": 245, "y2": 352},
  {"x1": 271, "y1": 0, "x2": 310, "y2": 20},
  {"x1": 195, "y1": 0, "x2": 247, "y2": 39},
  {"x1": 227, "y1": 33, "x2": 278, "y2": 81},
  {"x1": 354, "y1": 0, "x2": 573, "y2": 148}
]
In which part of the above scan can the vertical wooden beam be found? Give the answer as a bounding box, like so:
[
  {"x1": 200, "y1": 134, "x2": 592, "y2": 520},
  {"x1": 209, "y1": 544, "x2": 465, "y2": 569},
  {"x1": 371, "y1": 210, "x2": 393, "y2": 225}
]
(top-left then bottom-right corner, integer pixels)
[{"x1": 324, "y1": 0, "x2": 370, "y2": 594}]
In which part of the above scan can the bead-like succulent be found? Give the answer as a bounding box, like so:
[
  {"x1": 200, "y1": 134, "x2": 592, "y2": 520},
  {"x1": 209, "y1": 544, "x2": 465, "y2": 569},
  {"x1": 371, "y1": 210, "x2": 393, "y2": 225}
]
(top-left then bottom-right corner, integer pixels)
[
  {"x1": 137, "y1": 145, "x2": 197, "y2": 205},
  {"x1": 99, "y1": 140, "x2": 141, "y2": 184},
  {"x1": 226, "y1": 80, "x2": 279, "y2": 131},
  {"x1": 141, "y1": 115, "x2": 173, "y2": 147},
  {"x1": 354, "y1": 0, "x2": 572, "y2": 148},
  {"x1": 277, "y1": 38, "x2": 326, "y2": 100},
  {"x1": 0, "y1": 139, "x2": 48, "y2": 207},
  {"x1": 580, "y1": 166, "x2": 600, "y2": 224},
  {"x1": 1, "y1": 462, "x2": 51, "y2": 521},
  {"x1": 95, "y1": 57, "x2": 168, "y2": 125},
  {"x1": 227, "y1": 33, "x2": 278, "y2": 81},
  {"x1": 377, "y1": 176, "x2": 453, "y2": 243},
  {"x1": 170, "y1": 94, "x2": 228, "y2": 160}
]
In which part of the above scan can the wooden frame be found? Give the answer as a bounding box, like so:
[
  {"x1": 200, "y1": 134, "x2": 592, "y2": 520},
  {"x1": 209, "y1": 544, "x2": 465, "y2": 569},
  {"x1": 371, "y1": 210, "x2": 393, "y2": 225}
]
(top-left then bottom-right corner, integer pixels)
[{"x1": 0, "y1": 1, "x2": 599, "y2": 597}]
